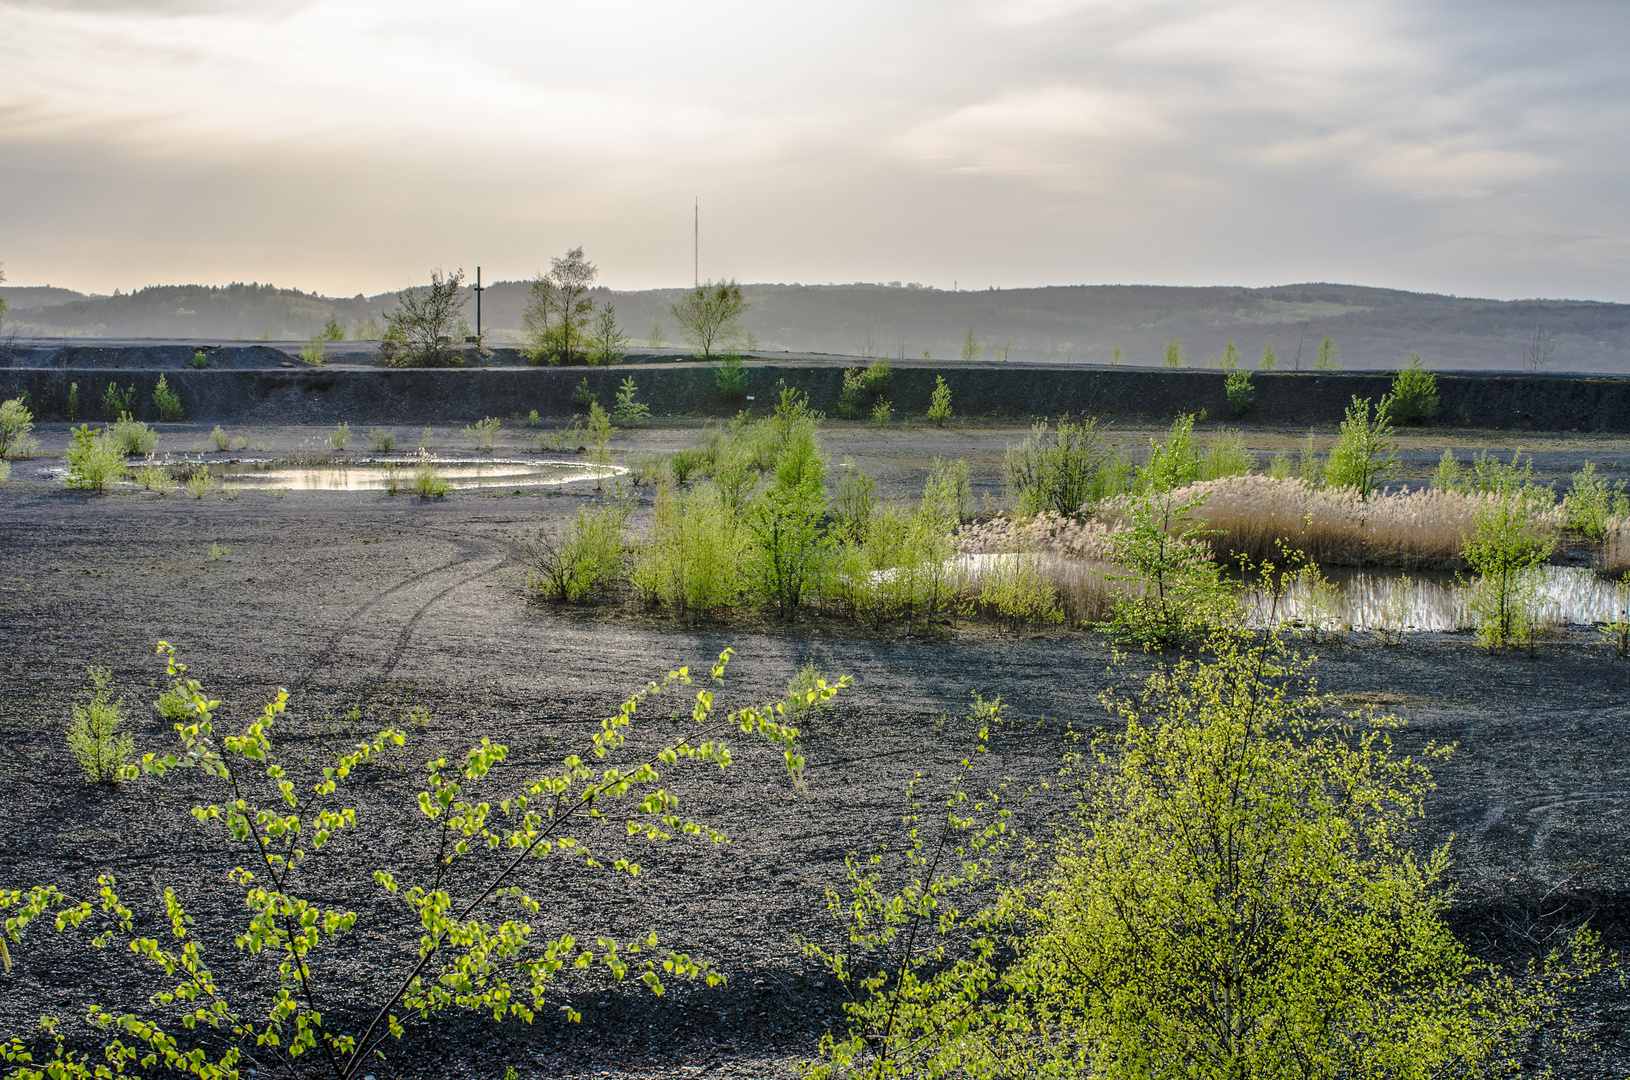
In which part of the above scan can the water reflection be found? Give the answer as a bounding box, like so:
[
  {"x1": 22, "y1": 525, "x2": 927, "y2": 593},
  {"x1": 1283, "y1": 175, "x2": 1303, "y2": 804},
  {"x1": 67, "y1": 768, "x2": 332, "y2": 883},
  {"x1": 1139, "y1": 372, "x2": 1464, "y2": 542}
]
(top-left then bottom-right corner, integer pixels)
[
  {"x1": 214, "y1": 458, "x2": 619, "y2": 492},
  {"x1": 1244, "y1": 566, "x2": 1630, "y2": 632}
]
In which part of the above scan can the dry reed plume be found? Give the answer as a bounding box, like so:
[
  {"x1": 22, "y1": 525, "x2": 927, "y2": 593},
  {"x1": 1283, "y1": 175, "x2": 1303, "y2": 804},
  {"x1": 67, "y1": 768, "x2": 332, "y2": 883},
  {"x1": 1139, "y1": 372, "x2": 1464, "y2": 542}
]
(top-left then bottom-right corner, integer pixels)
[{"x1": 1100, "y1": 477, "x2": 1563, "y2": 571}]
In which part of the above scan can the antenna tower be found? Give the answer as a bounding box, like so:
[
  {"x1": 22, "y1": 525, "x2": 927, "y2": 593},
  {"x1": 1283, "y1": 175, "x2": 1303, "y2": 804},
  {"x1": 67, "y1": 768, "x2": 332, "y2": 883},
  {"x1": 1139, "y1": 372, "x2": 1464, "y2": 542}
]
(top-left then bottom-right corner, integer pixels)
[{"x1": 693, "y1": 198, "x2": 699, "y2": 288}]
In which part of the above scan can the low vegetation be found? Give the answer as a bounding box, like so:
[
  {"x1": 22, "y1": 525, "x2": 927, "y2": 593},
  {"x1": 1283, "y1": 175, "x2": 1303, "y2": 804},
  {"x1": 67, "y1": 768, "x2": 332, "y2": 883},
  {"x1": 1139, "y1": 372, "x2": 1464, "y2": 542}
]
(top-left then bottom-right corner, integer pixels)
[
  {"x1": 3, "y1": 644, "x2": 843, "y2": 1080},
  {"x1": 380, "y1": 269, "x2": 471, "y2": 368},
  {"x1": 0, "y1": 397, "x2": 39, "y2": 459}
]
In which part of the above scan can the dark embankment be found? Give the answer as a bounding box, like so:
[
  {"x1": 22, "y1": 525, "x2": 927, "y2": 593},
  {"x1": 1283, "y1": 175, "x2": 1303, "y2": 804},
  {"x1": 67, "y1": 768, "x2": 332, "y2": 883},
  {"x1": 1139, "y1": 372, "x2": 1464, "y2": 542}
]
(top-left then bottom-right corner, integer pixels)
[{"x1": 3, "y1": 346, "x2": 1628, "y2": 430}]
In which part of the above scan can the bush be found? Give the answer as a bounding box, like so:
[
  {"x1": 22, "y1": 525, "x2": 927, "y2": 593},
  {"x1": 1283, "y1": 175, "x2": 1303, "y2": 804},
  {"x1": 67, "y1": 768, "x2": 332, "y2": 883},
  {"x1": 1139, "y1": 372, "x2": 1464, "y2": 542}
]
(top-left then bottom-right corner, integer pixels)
[
  {"x1": 320, "y1": 316, "x2": 344, "y2": 341},
  {"x1": 0, "y1": 397, "x2": 38, "y2": 458},
  {"x1": 1323, "y1": 394, "x2": 1396, "y2": 500},
  {"x1": 67, "y1": 382, "x2": 79, "y2": 420},
  {"x1": 108, "y1": 413, "x2": 159, "y2": 456},
  {"x1": 612, "y1": 376, "x2": 651, "y2": 427},
  {"x1": 1198, "y1": 430, "x2": 1252, "y2": 480},
  {"x1": 630, "y1": 482, "x2": 745, "y2": 617},
  {"x1": 870, "y1": 399, "x2": 892, "y2": 426},
  {"x1": 926, "y1": 375, "x2": 952, "y2": 426},
  {"x1": 521, "y1": 501, "x2": 629, "y2": 602},
  {"x1": 1225, "y1": 368, "x2": 1253, "y2": 416},
  {"x1": 330, "y1": 421, "x2": 351, "y2": 450},
  {"x1": 369, "y1": 427, "x2": 396, "y2": 453},
  {"x1": 191, "y1": 350, "x2": 209, "y2": 369},
  {"x1": 1389, "y1": 353, "x2": 1439, "y2": 423},
  {"x1": 587, "y1": 401, "x2": 614, "y2": 484},
  {"x1": 132, "y1": 463, "x2": 174, "y2": 493},
  {"x1": 715, "y1": 355, "x2": 748, "y2": 401},
  {"x1": 809, "y1": 632, "x2": 1593, "y2": 1080},
  {"x1": 152, "y1": 375, "x2": 184, "y2": 422},
  {"x1": 64, "y1": 426, "x2": 125, "y2": 491},
  {"x1": 1461, "y1": 485, "x2": 1557, "y2": 648},
  {"x1": 832, "y1": 465, "x2": 877, "y2": 542},
  {"x1": 299, "y1": 336, "x2": 326, "y2": 366},
  {"x1": 380, "y1": 268, "x2": 471, "y2": 367},
  {"x1": 66, "y1": 667, "x2": 134, "y2": 783},
  {"x1": 462, "y1": 417, "x2": 500, "y2": 451},
  {"x1": 185, "y1": 472, "x2": 216, "y2": 500},
  {"x1": 6, "y1": 644, "x2": 841, "y2": 1080},
  {"x1": 100, "y1": 381, "x2": 134, "y2": 422},
  {"x1": 1139, "y1": 413, "x2": 1201, "y2": 492},
  {"x1": 835, "y1": 486, "x2": 960, "y2": 629},
  {"x1": 970, "y1": 551, "x2": 1064, "y2": 630},
  {"x1": 837, "y1": 362, "x2": 892, "y2": 419},
  {"x1": 1102, "y1": 487, "x2": 1237, "y2": 648},
  {"x1": 1004, "y1": 417, "x2": 1110, "y2": 516},
  {"x1": 669, "y1": 447, "x2": 703, "y2": 484},
  {"x1": 745, "y1": 422, "x2": 832, "y2": 618},
  {"x1": 924, "y1": 457, "x2": 973, "y2": 524},
  {"x1": 1562, "y1": 461, "x2": 1627, "y2": 539},
  {"x1": 209, "y1": 425, "x2": 230, "y2": 451},
  {"x1": 414, "y1": 461, "x2": 451, "y2": 498},
  {"x1": 571, "y1": 378, "x2": 596, "y2": 411}
]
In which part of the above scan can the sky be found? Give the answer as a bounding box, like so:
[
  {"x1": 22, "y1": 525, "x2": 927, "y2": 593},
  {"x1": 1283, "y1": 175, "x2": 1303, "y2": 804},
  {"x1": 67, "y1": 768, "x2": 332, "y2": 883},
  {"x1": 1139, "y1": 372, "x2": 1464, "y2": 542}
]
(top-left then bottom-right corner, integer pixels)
[{"x1": 1, "y1": 0, "x2": 1627, "y2": 300}]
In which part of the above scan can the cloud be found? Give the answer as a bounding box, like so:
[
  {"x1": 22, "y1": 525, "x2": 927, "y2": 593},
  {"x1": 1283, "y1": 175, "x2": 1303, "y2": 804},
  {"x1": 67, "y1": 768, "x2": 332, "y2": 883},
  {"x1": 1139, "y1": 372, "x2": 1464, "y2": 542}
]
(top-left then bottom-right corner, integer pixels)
[{"x1": 0, "y1": 0, "x2": 1625, "y2": 300}]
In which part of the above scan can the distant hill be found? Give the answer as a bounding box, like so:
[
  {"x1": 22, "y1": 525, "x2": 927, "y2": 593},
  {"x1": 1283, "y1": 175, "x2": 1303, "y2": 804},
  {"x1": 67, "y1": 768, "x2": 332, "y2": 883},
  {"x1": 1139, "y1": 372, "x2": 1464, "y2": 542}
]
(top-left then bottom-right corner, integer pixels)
[{"x1": 5, "y1": 279, "x2": 1628, "y2": 373}]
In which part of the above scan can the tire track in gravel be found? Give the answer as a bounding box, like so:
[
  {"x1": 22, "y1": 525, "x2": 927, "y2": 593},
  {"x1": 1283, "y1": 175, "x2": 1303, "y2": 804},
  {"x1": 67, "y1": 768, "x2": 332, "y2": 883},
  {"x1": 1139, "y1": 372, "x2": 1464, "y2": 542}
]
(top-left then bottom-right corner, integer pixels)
[{"x1": 298, "y1": 529, "x2": 512, "y2": 690}]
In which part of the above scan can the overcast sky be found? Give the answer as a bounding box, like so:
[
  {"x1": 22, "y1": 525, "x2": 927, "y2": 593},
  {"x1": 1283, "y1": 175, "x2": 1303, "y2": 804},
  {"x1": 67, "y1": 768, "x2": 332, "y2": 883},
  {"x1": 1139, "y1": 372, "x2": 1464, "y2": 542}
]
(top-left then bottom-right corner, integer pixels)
[{"x1": 1, "y1": 0, "x2": 1626, "y2": 300}]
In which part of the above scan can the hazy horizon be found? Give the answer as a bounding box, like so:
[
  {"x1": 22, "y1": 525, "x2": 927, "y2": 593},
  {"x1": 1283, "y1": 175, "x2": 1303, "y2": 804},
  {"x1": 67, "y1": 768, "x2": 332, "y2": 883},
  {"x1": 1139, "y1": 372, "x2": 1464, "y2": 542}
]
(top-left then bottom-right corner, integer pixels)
[{"x1": 3, "y1": 1, "x2": 1627, "y2": 302}]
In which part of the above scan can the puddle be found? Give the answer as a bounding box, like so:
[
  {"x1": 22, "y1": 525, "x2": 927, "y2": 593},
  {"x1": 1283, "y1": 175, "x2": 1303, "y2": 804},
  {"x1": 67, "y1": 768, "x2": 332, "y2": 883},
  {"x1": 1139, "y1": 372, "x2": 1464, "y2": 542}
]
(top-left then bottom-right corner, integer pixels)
[
  {"x1": 1244, "y1": 565, "x2": 1629, "y2": 632},
  {"x1": 209, "y1": 457, "x2": 620, "y2": 492}
]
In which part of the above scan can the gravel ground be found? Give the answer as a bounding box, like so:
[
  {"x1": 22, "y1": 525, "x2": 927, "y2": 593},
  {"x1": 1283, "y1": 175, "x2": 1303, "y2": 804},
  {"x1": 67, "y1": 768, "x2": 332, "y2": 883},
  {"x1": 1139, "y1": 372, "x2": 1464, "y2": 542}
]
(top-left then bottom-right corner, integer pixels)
[{"x1": 2, "y1": 422, "x2": 1629, "y2": 1077}]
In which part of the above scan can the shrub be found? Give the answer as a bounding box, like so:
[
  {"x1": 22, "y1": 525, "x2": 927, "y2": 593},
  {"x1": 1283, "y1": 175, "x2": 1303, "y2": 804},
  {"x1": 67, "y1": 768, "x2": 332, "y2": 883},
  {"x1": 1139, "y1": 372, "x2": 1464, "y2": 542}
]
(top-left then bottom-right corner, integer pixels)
[
  {"x1": 745, "y1": 426, "x2": 832, "y2": 618},
  {"x1": 1198, "y1": 430, "x2": 1252, "y2": 480},
  {"x1": 1162, "y1": 338, "x2": 1183, "y2": 368},
  {"x1": 870, "y1": 399, "x2": 892, "y2": 426},
  {"x1": 525, "y1": 408, "x2": 541, "y2": 428},
  {"x1": 64, "y1": 426, "x2": 125, "y2": 492},
  {"x1": 320, "y1": 316, "x2": 344, "y2": 341},
  {"x1": 6, "y1": 644, "x2": 841, "y2": 1080},
  {"x1": 612, "y1": 376, "x2": 651, "y2": 427},
  {"x1": 786, "y1": 662, "x2": 834, "y2": 723},
  {"x1": 836, "y1": 361, "x2": 892, "y2": 419},
  {"x1": 926, "y1": 375, "x2": 952, "y2": 426},
  {"x1": 521, "y1": 500, "x2": 629, "y2": 602},
  {"x1": 669, "y1": 447, "x2": 703, "y2": 484},
  {"x1": 832, "y1": 465, "x2": 877, "y2": 542},
  {"x1": 66, "y1": 667, "x2": 133, "y2": 784},
  {"x1": 190, "y1": 350, "x2": 209, "y2": 369},
  {"x1": 382, "y1": 462, "x2": 401, "y2": 494},
  {"x1": 185, "y1": 472, "x2": 216, "y2": 500},
  {"x1": 369, "y1": 427, "x2": 396, "y2": 453},
  {"x1": 810, "y1": 632, "x2": 1595, "y2": 1080},
  {"x1": 380, "y1": 268, "x2": 471, "y2": 367},
  {"x1": 299, "y1": 336, "x2": 326, "y2": 365},
  {"x1": 0, "y1": 459, "x2": 9, "y2": 482},
  {"x1": 587, "y1": 303, "x2": 628, "y2": 365},
  {"x1": 715, "y1": 355, "x2": 748, "y2": 401},
  {"x1": 924, "y1": 457, "x2": 974, "y2": 524},
  {"x1": 152, "y1": 375, "x2": 184, "y2": 422},
  {"x1": 571, "y1": 377, "x2": 595, "y2": 411},
  {"x1": 67, "y1": 382, "x2": 79, "y2": 420},
  {"x1": 1323, "y1": 394, "x2": 1396, "y2": 500},
  {"x1": 1313, "y1": 333, "x2": 1341, "y2": 370},
  {"x1": 330, "y1": 421, "x2": 351, "y2": 450},
  {"x1": 1139, "y1": 413, "x2": 1201, "y2": 492},
  {"x1": 969, "y1": 551, "x2": 1064, "y2": 630},
  {"x1": 1005, "y1": 417, "x2": 1110, "y2": 516},
  {"x1": 108, "y1": 413, "x2": 159, "y2": 456},
  {"x1": 1562, "y1": 461, "x2": 1627, "y2": 539},
  {"x1": 1461, "y1": 487, "x2": 1557, "y2": 648},
  {"x1": 462, "y1": 416, "x2": 500, "y2": 451},
  {"x1": 0, "y1": 397, "x2": 38, "y2": 458},
  {"x1": 210, "y1": 425, "x2": 230, "y2": 451},
  {"x1": 1298, "y1": 430, "x2": 1324, "y2": 488},
  {"x1": 1224, "y1": 368, "x2": 1253, "y2": 416},
  {"x1": 959, "y1": 329, "x2": 980, "y2": 362},
  {"x1": 133, "y1": 463, "x2": 174, "y2": 493},
  {"x1": 587, "y1": 401, "x2": 614, "y2": 485},
  {"x1": 836, "y1": 483, "x2": 960, "y2": 629},
  {"x1": 1266, "y1": 451, "x2": 1294, "y2": 480},
  {"x1": 414, "y1": 461, "x2": 451, "y2": 498},
  {"x1": 1389, "y1": 353, "x2": 1439, "y2": 423},
  {"x1": 100, "y1": 381, "x2": 134, "y2": 422},
  {"x1": 1102, "y1": 487, "x2": 1237, "y2": 648},
  {"x1": 630, "y1": 482, "x2": 745, "y2": 617}
]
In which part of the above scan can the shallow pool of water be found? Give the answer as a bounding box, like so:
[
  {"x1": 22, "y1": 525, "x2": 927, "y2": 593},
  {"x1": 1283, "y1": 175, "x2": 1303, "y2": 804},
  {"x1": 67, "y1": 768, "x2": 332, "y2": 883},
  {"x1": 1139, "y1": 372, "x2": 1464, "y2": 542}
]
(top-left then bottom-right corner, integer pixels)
[
  {"x1": 1244, "y1": 565, "x2": 1629, "y2": 632},
  {"x1": 211, "y1": 457, "x2": 620, "y2": 492}
]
